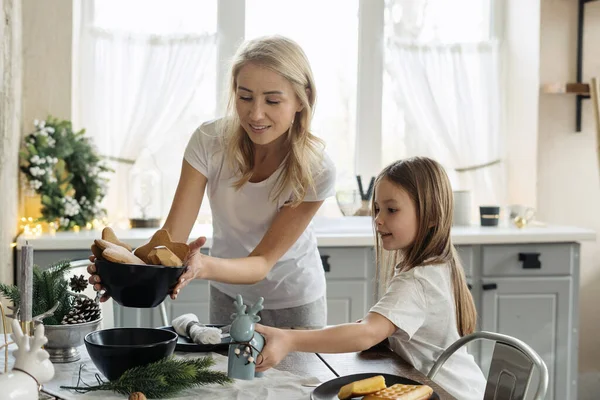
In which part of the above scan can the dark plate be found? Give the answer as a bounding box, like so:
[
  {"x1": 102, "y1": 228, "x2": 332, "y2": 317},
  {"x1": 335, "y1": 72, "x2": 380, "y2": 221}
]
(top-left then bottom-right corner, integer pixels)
[
  {"x1": 311, "y1": 372, "x2": 440, "y2": 400},
  {"x1": 159, "y1": 325, "x2": 231, "y2": 352}
]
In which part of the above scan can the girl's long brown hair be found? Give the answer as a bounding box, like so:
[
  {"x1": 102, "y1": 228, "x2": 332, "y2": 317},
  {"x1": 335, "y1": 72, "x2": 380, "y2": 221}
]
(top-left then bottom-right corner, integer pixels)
[{"x1": 372, "y1": 157, "x2": 476, "y2": 336}]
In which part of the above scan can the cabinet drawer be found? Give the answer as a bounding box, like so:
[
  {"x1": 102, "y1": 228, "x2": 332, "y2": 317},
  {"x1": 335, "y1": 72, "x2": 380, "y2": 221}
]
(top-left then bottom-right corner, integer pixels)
[
  {"x1": 455, "y1": 245, "x2": 473, "y2": 277},
  {"x1": 319, "y1": 247, "x2": 373, "y2": 279},
  {"x1": 482, "y1": 244, "x2": 574, "y2": 276}
]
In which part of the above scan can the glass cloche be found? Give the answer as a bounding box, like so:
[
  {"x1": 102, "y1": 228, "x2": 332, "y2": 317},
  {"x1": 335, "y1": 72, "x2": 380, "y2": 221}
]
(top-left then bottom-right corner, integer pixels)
[{"x1": 128, "y1": 149, "x2": 162, "y2": 228}]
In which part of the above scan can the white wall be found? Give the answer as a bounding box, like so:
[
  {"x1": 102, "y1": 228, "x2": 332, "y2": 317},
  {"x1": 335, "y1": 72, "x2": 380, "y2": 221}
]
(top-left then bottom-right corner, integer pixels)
[
  {"x1": 22, "y1": 0, "x2": 72, "y2": 129},
  {"x1": 0, "y1": 0, "x2": 22, "y2": 293},
  {"x1": 538, "y1": 0, "x2": 600, "y2": 394},
  {"x1": 504, "y1": 0, "x2": 540, "y2": 207}
]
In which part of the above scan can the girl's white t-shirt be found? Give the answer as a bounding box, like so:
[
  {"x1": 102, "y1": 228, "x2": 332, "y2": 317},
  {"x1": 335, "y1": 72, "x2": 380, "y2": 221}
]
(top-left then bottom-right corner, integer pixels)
[
  {"x1": 370, "y1": 264, "x2": 487, "y2": 400},
  {"x1": 183, "y1": 119, "x2": 336, "y2": 309}
]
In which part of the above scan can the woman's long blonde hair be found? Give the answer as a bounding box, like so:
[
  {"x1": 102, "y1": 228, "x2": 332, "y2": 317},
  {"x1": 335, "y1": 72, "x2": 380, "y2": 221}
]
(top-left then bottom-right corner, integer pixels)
[
  {"x1": 221, "y1": 35, "x2": 325, "y2": 206},
  {"x1": 372, "y1": 157, "x2": 476, "y2": 336}
]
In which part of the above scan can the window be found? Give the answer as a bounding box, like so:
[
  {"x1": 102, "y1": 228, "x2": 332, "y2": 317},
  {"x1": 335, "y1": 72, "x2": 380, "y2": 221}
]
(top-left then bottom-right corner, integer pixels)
[
  {"x1": 245, "y1": 0, "x2": 359, "y2": 189},
  {"x1": 91, "y1": 0, "x2": 217, "y2": 34},
  {"x1": 76, "y1": 0, "x2": 217, "y2": 225},
  {"x1": 75, "y1": 0, "x2": 501, "y2": 223},
  {"x1": 382, "y1": 0, "x2": 495, "y2": 168},
  {"x1": 381, "y1": 0, "x2": 503, "y2": 210}
]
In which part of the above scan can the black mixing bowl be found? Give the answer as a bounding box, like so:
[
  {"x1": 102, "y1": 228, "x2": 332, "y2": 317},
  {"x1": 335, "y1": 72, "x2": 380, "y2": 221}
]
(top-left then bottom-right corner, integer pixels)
[
  {"x1": 95, "y1": 258, "x2": 185, "y2": 308},
  {"x1": 85, "y1": 328, "x2": 178, "y2": 381}
]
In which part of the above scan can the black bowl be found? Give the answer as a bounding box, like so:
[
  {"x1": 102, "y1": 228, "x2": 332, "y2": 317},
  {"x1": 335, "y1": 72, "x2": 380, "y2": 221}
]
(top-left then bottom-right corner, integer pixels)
[
  {"x1": 95, "y1": 258, "x2": 185, "y2": 308},
  {"x1": 85, "y1": 328, "x2": 177, "y2": 381}
]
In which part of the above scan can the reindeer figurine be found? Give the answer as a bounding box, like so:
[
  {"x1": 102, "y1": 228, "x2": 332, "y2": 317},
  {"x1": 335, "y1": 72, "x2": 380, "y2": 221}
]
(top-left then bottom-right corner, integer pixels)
[
  {"x1": 0, "y1": 319, "x2": 55, "y2": 399},
  {"x1": 227, "y1": 294, "x2": 265, "y2": 380}
]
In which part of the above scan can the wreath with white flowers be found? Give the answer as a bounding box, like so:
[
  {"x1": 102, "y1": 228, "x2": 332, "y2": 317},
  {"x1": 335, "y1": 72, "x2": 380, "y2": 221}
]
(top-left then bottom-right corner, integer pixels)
[{"x1": 19, "y1": 116, "x2": 112, "y2": 231}]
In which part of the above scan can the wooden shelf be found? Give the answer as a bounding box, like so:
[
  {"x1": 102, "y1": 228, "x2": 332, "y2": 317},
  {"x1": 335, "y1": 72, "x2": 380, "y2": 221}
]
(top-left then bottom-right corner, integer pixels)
[{"x1": 540, "y1": 82, "x2": 590, "y2": 95}]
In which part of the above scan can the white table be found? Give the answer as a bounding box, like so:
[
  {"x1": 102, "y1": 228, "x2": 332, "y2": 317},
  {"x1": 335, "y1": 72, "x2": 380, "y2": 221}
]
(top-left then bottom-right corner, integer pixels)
[{"x1": 0, "y1": 338, "x2": 325, "y2": 400}]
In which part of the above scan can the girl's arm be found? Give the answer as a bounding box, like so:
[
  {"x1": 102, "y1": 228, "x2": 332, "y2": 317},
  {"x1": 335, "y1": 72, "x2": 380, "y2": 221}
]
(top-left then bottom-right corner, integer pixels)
[
  {"x1": 255, "y1": 312, "x2": 398, "y2": 372},
  {"x1": 161, "y1": 160, "x2": 208, "y2": 243}
]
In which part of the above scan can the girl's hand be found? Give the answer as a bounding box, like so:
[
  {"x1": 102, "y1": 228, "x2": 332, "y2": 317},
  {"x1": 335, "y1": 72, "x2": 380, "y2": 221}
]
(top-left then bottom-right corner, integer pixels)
[
  {"x1": 254, "y1": 324, "x2": 293, "y2": 372},
  {"x1": 171, "y1": 236, "x2": 207, "y2": 300},
  {"x1": 87, "y1": 255, "x2": 111, "y2": 302}
]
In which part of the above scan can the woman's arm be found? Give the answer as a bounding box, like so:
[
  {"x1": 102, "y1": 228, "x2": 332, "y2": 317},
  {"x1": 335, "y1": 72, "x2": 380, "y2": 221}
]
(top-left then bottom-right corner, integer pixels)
[
  {"x1": 173, "y1": 199, "x2": 324, "y2": 292},
  {"x1": 204, "y1": 200, "x2": 323, "y2": 283},
  {"x1": 161, "y1": 160, "x2": 208, "y2": 243},
  {"x1": 255, "y1": 312, "x2": 398, "y2": 372}
]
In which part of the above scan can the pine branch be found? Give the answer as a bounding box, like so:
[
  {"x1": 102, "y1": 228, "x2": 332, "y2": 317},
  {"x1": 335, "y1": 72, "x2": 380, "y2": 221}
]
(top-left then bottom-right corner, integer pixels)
[
  {"x1": 60, "y1": 356, "x2": 231, "y2": 398},
  {"x1": 1, "y1": 260, "x2": 75, "y2": 324},
  {"x1": 47, "y1": 260, "x2": 72, "y2": 281},
  {"x1": 0, "y1": 282, "x2": 20, "y2": 305}
]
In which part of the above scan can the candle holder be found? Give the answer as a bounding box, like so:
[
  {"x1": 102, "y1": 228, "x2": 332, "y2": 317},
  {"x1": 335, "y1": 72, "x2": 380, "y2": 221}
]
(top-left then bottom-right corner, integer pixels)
[{"x1": 479, "y1": 206, "x2": 500, "y2": 227}]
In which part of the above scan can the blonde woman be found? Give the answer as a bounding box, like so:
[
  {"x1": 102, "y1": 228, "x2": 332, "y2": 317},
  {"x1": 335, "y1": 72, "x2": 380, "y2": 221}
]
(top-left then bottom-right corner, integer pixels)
[
  {"x1": 255, "y1": 157, "x2": 486, "y2": 400},
  {"x1": 89, "y1": 35, "x2": 335, "y2": 328}
]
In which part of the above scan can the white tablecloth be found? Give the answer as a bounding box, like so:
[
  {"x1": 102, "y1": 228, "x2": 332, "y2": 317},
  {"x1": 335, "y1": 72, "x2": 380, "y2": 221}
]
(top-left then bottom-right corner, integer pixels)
[{"x1": 1, "y1": 338, "x2": 321, "y2": 400}]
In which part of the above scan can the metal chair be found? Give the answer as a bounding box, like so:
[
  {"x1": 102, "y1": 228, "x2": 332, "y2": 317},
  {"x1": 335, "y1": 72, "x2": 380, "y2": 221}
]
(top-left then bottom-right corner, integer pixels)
[
  {"x1": 68, "y1": 260, "x2": 170, "y2": 328},
  {"x1": 428, "y1": 331, "x2": 548, "y2": 400}
]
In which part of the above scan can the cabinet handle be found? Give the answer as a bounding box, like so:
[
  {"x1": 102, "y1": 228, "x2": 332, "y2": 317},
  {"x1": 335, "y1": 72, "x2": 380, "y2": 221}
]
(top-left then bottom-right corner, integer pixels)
[
  {"x1": 482, "y1": 283, "x2": 497, "y2": 291},
  {"x1": 518, "y1": 252, "x2": 541, "y2": 269},
  {"x1": 321, "y1": 255, "x2": 331, "y2": 272}
]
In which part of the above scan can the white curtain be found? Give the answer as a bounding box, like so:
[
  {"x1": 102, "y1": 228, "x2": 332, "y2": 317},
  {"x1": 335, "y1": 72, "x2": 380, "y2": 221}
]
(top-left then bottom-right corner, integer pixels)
[
  {"x1": 385, "y1": 39, "x2": 504, "y2": 210},
  {"x1": 76, "y1": 14, "x2": 216, "y2": 225}
]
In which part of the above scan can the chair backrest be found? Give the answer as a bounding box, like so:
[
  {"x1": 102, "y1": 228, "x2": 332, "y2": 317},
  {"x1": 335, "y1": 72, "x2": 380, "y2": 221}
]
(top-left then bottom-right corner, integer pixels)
[
  {"x1": 484, "y1": 342, "x2": 535, "y2": 400},
  {"x1": 67, "y1": 259, "x2": 114, "y2": 329},
  {"x1": 427, "y1": 331, "x2": 548, "y2": 400}
]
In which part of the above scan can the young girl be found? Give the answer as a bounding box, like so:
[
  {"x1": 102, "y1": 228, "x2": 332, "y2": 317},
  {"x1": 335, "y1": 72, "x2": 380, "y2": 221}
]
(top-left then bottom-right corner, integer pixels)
[
  {"x1": 89, "y1": 35, "x2": 336, "y2": 328},
  {"x1": 255, "y1": 157, "x2": 486, "y2": 400}
]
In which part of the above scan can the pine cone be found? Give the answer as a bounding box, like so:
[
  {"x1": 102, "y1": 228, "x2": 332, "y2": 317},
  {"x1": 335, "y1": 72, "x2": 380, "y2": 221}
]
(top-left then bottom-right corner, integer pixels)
[
  {"x1": 129, "y1": 393, "x2": 147, "y2": 400},
  {"x1": 69, "y1": 274, "x2": 88, "y2": 293},
  {"x1": 61, "y1": 297, "x2": 101, "y2": 324}
]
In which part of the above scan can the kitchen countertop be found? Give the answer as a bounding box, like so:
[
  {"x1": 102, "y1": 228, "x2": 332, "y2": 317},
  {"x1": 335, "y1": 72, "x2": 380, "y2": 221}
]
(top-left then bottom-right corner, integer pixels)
[{"x1": 15, "y1": 216, "x2": 596, "y2": 250}]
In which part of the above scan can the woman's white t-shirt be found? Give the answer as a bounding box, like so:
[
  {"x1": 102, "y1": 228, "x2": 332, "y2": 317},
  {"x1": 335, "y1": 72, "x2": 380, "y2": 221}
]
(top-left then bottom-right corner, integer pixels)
[
  {"x1": 183, "y1": 119, "x2": 336, "y2": 309},
  {"x1": 370, "y1": 264, "x2": 487, "y2": 400}
]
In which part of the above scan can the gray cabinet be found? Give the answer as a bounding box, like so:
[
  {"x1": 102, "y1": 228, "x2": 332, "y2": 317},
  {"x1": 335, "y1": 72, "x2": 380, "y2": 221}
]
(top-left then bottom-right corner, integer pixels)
[
  {"x1": 480, "y1": 277, "x2": 572, "y2": 400},
  {"x1": 476, "y1": 243, "x2": 579, "y2": 400},
  {"x1": 319, "y1": 247, "x2": 375, "y2": 326},
  {"x1": 326, "y1": 281, "x2": 368, "y2": 325}
]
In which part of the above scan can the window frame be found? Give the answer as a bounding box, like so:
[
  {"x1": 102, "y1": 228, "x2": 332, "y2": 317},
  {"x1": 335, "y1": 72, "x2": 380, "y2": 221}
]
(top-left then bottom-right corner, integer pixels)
[
  {"x1": 215, "y1": 0, "x2": 386, "y2": 181},
  {"x1": 216, "y1": 0, "x2": 498, "y2": 182}
]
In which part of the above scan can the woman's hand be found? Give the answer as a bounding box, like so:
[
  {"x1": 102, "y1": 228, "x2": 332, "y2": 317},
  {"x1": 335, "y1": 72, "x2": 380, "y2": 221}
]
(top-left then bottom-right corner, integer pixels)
[
  {"x1": 254, "y1": 324, "x2": 294, "y2": 372},
  {"x1": 171, "y1": 236, "x2": 207, "y2": 300},
  {"x1": 87, "y1": 255, "x2": 111, "y2": 302}
]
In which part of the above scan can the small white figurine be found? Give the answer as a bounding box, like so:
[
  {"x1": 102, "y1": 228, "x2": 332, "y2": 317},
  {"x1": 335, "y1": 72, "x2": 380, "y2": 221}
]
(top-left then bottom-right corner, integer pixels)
[{"x1": 0, "y1": 320, "x2": 55, "y2": 399}]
